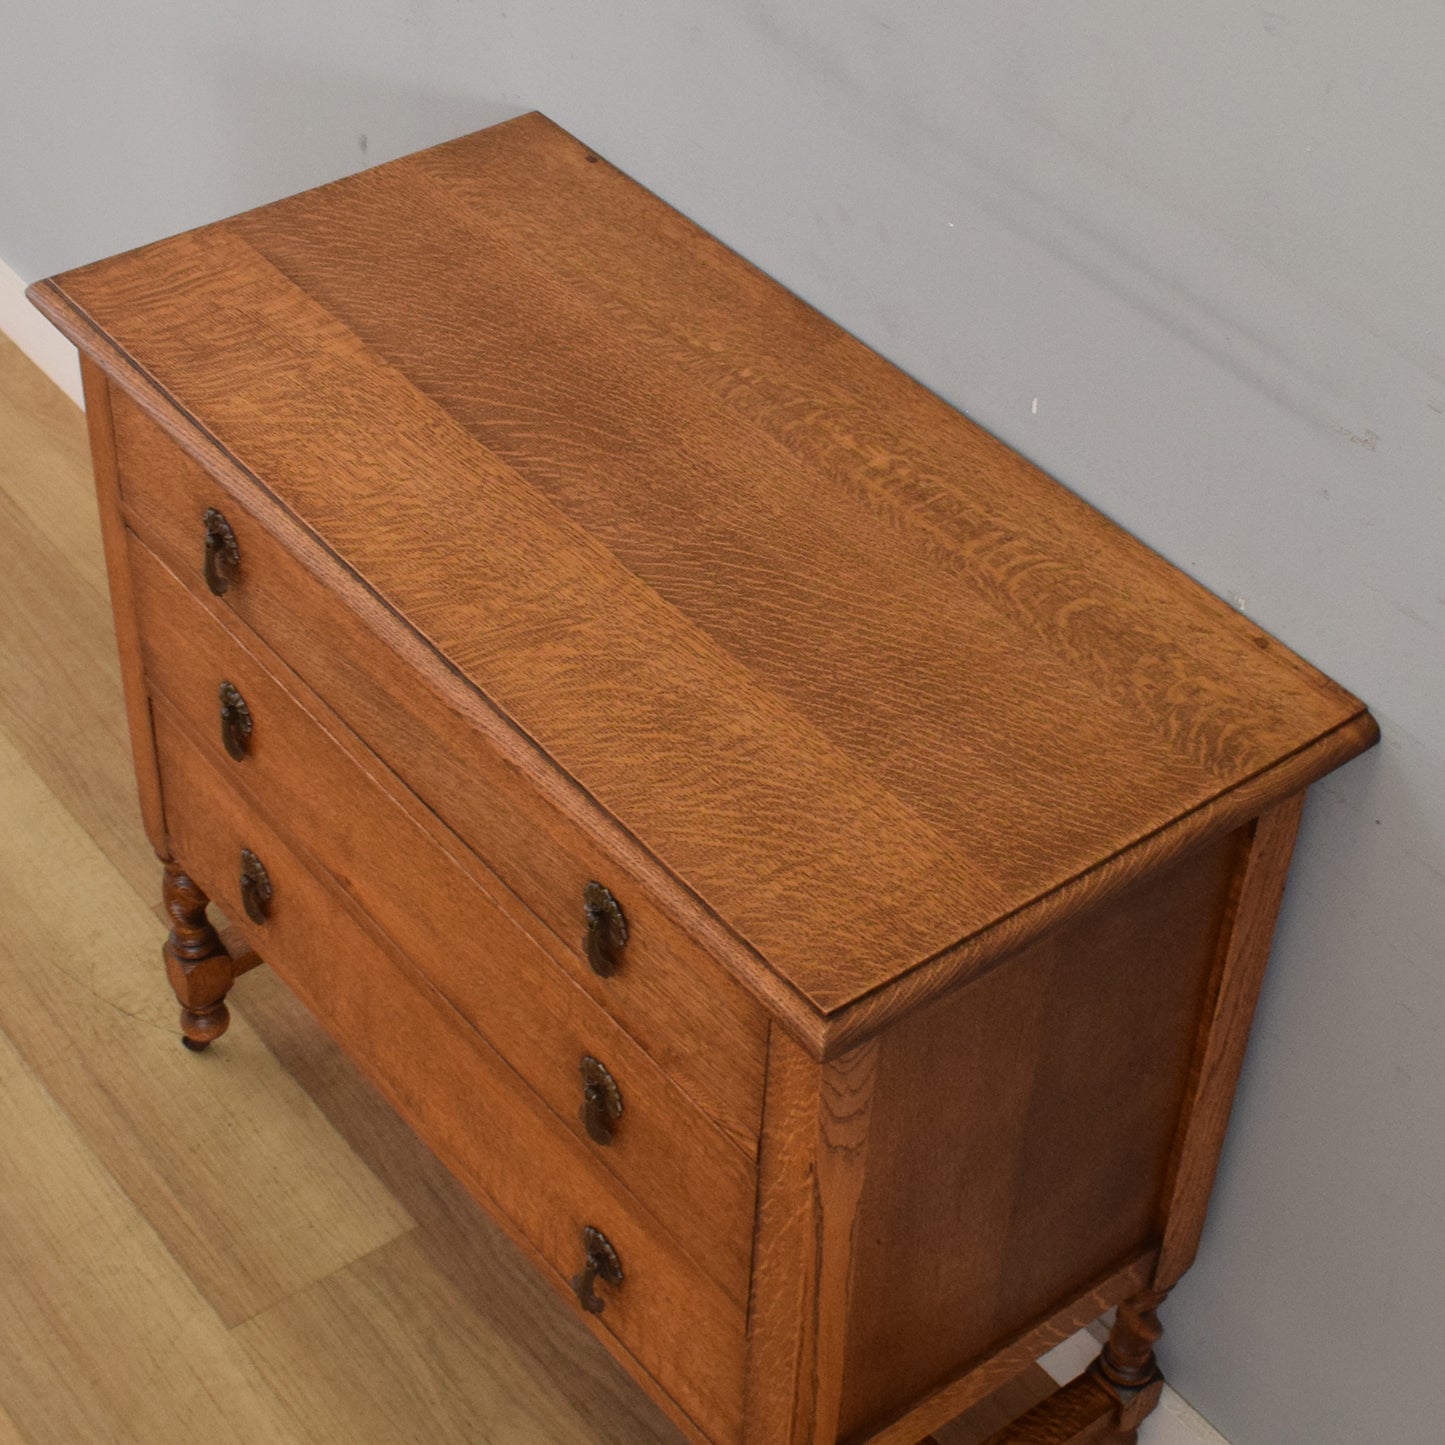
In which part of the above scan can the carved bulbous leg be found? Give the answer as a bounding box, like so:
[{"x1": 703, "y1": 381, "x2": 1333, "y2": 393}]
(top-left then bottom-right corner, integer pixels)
[
  {"x1": 1087, "y1": 1287, "x2": 1169, "y2": 1443},
  {"x1": 1097, "y1": 1288, "x2": 1167, "y2": 1391},
  {"x1": 162, "y1": 862, "x2": 235, "y2": 1050}
]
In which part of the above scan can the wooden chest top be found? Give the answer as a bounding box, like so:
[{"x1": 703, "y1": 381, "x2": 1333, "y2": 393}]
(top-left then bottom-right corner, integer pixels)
[{"x1": 31, "y1": 112, "x2": 1372, "y2": 1030}]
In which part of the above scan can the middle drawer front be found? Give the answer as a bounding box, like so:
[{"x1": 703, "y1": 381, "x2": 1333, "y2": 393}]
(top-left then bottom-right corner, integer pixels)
[
  {"x1": 153, "y1": 709, "x2": 746, "y2": 1442},
  {"x1": 128, "y1": 531, "x2": 756, "y2": 1311}
]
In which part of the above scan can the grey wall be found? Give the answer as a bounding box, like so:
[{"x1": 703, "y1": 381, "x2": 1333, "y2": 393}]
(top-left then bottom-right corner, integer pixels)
[{"x1": 5, "y1": 5, "x2": 1441, "y2": 1441}]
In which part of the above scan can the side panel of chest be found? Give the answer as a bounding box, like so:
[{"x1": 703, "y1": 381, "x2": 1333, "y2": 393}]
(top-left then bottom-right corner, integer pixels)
[
  {"x1": 743, "y1": 825, "x2": 1250, "y2": 1444},
  {"x1": 835, "y1": 828, "x2": 1245, "y2": 1439}
]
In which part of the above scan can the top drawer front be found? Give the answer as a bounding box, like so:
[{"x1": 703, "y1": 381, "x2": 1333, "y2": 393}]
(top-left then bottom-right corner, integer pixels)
[{"x1": 110, "y1": 394, "x2": 767, "y2": 1156}]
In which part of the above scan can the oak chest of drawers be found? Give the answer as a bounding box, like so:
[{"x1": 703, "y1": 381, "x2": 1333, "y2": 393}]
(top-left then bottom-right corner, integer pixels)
[{"x1": 32, "y1": 112, "x2": 1377, "y2": 1445}]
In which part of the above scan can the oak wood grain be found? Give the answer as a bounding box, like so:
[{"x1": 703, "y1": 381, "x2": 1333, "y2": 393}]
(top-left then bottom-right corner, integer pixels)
[
  {"x1": 837, "y1": 832, "x2": 1242, "y2": 1438},
  {"x1": 237, "y1": 142, "x2": 1338, "y2": 884},
  {"x1": 33, "y1": 238, "x2": 1379, "y2": 1060},
  {"x1": 27, "y1": 111, "x2": 1378, "y2": 1037}
]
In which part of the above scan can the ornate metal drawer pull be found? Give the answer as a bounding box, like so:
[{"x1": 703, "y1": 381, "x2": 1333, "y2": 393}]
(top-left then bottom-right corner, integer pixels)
[
  {"x1": 570, "y1": 1226, "x2": 623, "y2": 1315},
  {"x1": 218, "y1": 681, "x2": 253, "y2": 760},
  {"x1": 580, "y1": 1055, "x2": 623, "y2": 1146},
  {"x1": 583, "y1": 881, "x2": 628, "y2": 977},
  {"x1": 239, "y1": 848, "x2": 273, "y2": 924},
  {"x1": 203, "y1": 507, "x2": 240, "y2": 596}
]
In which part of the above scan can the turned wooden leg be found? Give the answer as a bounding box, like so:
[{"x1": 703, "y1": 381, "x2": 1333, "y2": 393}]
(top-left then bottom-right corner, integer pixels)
[
  {"x1": 1086, "y1": 1287, "x2": 1167, "y2": 1441},
  {"x1": 162, "y1": 861, "x2": 236, "y2": 1051}
]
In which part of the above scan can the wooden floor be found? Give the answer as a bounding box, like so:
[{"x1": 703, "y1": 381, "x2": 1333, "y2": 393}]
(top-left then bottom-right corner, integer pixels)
[{"x1": 0, "y1": 333, "x2": 1054, "y2": 1444}]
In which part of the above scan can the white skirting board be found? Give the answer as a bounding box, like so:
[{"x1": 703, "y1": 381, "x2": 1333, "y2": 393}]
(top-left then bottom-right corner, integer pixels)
[
  {"x1": 0, "y1": 254, "x2": 84, "y2": 407},
  {"x1": 1039, "y1": 1330, "x2": 1230, "y2": 1444}
]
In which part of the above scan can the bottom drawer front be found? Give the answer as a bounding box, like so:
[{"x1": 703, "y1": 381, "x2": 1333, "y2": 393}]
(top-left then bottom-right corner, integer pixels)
[{"x1": 155, "y1": 705, "x2": 745, "y2": 1443}]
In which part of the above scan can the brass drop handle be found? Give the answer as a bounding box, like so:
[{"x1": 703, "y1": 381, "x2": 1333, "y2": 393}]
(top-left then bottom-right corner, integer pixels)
[
  {"x1": 239, "y1": 848, "x2": 273, "y2": 925},
  {"x1": 580, "y1": 1055, "x2": 623, "y2": 1146},
  {"x1": 203, "y1": 507, "x2": 240, "y2": 596},
  {"x1": 583, "y1": 881, "x2": 628, "y2": 977},
  {"x1": 570, "y1": 1226, "x2": 623, "y2": 1315},
  {"x1": 218, "y1": 681, "x2": 253, "y2": 760}
]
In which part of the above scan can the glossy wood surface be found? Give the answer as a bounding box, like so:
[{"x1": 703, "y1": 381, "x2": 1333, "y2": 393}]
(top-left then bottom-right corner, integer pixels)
[{"x1": 28, "y1": 112, "x2": 1377, "y2": 1038}]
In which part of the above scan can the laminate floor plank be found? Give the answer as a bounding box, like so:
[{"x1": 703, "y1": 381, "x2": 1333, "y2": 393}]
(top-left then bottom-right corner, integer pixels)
[
  {"x1": 235, "y1": 1229, "x2": 625, "y2": 1445},
  {"x1": 0, "y1": 1400, "x2": 28, "y2": 1445},
  {"x1": 0, "y1": 1024, "x2": 300, "y2": 1445},
  {"x1": 0, "y1": 332, "x2": 103, "y2": 596},
  {"x1": 0, "y1": 332, "x2": 152, "y2": 904},
  {"x1": 0, "y1": 725, "x2": 413, "y2": 1328},
  {"x1": 0, "y1": 464, "x2": 155, "y2": 907}
]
